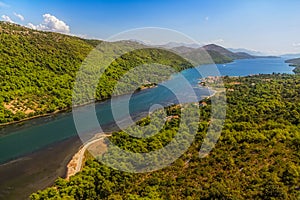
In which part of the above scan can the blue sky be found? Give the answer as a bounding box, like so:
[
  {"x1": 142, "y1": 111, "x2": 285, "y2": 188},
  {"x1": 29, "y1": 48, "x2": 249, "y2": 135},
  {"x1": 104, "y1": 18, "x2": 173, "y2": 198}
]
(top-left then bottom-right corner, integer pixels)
[{"x1": 1, "y1": 0, "x2": 300, "y2": 55}]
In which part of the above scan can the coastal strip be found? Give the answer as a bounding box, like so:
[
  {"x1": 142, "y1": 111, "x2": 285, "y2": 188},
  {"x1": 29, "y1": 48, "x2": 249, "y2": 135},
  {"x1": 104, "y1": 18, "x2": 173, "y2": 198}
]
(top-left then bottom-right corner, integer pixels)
[
  {"x1": 66, "y1": 134, "x2": 110, "y2": 179},
  {"x1": 66, "y1": 86, "x2": 220, "y2": 179}
]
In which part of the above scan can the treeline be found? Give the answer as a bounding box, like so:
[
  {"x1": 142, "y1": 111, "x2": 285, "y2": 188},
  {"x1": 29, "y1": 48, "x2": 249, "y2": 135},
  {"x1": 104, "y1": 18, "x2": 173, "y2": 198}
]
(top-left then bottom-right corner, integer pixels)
[{"x1": 31, "y1": 74, "x2": 300, "y2": 199}]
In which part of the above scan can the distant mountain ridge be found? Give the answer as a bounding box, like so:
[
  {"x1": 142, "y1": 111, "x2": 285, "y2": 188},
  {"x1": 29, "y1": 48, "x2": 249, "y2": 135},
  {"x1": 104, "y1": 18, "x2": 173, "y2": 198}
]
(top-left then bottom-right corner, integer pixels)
[
  {"x1": 281, "y1": 53, "x2": 300, "y2": 59},
  {"x1": 286, "y1": 58, "x2": 300, "y2": 65},
  {"x1": 169, "y1": 43, "x2": 276, "y2": 65},
  {"x1": 228, "y1": 48, "x2": 267, "y2": 56},
  {"x1": 202, "y1": 44, "x2": 255, "y2": 59}
]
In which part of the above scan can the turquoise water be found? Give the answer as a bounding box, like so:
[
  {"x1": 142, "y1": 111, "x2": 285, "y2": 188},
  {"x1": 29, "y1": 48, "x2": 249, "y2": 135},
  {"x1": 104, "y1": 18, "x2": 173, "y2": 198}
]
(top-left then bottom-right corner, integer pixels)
[
  {"x1": 200, "y1": 57, "x2": 294, "y2": 76},
  {"x1": 0, "y1": 58, "x2": 294, "y2": 164},
  {"x1": 0, "y1": 66, "x2": 209, "y2": 163}
]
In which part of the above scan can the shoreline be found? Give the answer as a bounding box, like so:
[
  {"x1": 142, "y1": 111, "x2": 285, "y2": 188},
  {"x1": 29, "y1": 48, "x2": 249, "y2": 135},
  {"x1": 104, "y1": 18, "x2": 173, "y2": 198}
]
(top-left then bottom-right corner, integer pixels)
[
  {"x1": 1, "y1": 57, "x2": 293, "y2": 128},
  {"x1": 0, "y1": 65, "x2": 218, "y2": 129},
  {"x1": 0, "y1": 85, "x2": 160, "y2": 128},
  {"x1": 0, "y1": 85, "x2": 218, "y2": 199},
  {"x1": 66, "y1": 88, "x2": 219, "y2": 178},
  {"x1": 66, "y1": 133, "x2": 110, "y2": 179},
  {"x1": 0, "y1": 108, "x2": 69, "y2": 127}
]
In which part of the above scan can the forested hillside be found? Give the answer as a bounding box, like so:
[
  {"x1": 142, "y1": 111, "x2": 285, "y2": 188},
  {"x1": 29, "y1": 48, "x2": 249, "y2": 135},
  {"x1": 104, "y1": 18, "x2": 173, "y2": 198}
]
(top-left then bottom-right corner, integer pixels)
[
  {"x1": 0, "y1": 22, "x2": 234, "y2": 124},
  {"x1": 31, "y1": 74, "x2": 300, "y2": 200},
  {"x1": 0, "y1": 22, "x2": 190, "y2": 123},
  {"x1": 0, "y1": 22, "x2": 94, "y2": 123}
]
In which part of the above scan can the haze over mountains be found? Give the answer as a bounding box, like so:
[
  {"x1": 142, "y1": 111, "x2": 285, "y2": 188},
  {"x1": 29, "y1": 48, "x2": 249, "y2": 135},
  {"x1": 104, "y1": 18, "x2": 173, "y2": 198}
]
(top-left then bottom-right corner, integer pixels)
[
  {"x1": 228, "y1": 48, "x2": 267, "y2": 56},
  {"x1": 158, "y1": 42, "x2": 297, "y2": 59},
  {"x1": 281, "y1": 53, "x2": 300, "y2": 59}
]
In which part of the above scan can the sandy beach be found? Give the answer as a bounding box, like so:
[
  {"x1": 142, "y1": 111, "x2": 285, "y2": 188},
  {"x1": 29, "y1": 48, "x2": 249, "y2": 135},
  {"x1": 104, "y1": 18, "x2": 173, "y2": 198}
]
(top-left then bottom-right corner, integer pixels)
[{"x1": 66, "y1": 133, "x2": 109, "y2": 179}]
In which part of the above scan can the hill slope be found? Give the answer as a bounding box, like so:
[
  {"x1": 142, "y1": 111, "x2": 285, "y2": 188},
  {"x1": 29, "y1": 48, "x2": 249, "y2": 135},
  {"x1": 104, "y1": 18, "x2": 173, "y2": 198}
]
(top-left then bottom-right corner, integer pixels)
[
  {"x1": 0, "y1": 22, "x2": 193, "y2": 123},
  {"x1": 203, "y1": 44, "x2": 255, "y2": 59},
  {"x1": 0, "y1": 22, "x2": 260, "y2": 124},
  {"x1": 171, "y1": 45, "x2": 234, "y2": 64},
  {"x1": 171, "y1": 43, "x2": 268, "y2": 66},
  {"x1": 0, "y1": 22, "x2": 95, "y2": 122}
]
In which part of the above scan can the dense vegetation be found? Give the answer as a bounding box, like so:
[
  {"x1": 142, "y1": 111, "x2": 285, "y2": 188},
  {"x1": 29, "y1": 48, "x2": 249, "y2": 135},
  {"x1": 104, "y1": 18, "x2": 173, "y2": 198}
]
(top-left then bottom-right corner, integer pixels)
[
  {"x1": 31, "y1": 74, "x2": 300, "y2": 199},
  {"x1": 3, "y1": 21, "x2": 299, "y2": 199},
  {"x1": 0, "y1": 22, "x2": 93, "y2": 123},
  {"x1": 0, "y1": 22, "x2": 193, "y2": 123},
  {"x1": 0, "y1": 22, "x2": 234, "y2": 124}
]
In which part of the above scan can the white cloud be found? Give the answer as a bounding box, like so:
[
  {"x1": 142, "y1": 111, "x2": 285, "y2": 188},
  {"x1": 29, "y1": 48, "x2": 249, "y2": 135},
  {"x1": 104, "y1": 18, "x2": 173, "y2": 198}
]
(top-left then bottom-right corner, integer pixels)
[
  {"x1": 204, "y1": 38, "x2": 225, "y2": 45},
  {"x1": 1, "y1": 15, "x2": 14, "y2": 23},
  {"x1": 28, "y1": 14, "x2": 70, "y2": 34},
  {"x1": 292, "y1": 42, "x2": 300, "y2": 47},
  {"x1": 27, "y1": 23, "x2": 37, "y2": 29},
  {"x1": 14, "y1": 12, "x2": 24, "y2": 21},
  {"x1": 0, "y1": 1, "x2": 9, "y2": 8},
  {"x1": 213, "y1": 38, "x2": 224, "y2": 44}
]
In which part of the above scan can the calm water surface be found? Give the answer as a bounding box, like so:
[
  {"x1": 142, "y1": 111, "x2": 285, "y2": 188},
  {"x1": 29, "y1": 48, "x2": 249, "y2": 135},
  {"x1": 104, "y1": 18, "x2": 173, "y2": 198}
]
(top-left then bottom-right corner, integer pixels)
[{"x1": 0, "y1": 58, "x2": 294, "y2": 164}]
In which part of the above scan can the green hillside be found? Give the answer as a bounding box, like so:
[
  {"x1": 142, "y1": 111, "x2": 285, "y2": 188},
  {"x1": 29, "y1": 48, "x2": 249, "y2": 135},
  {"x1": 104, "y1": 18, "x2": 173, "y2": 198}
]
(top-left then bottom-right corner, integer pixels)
[
  {"x1": 0, "y1": 22, "x2": 236, "y2": 124},
  {"x1": 31, "y1": 74, "x2": 300, "y2": 200},
  {"x1": 203, "y1": 44, "x2": 255, "y2": 59},
  {"x1": 0, "y1": 22, "x2": 196, "y2": 123},
  {"x1": 0, "y1": 22, "x2": 93, "y2": 123},
  {"x1": 171, "y1": 45, "x2": 234, "y2": 64}
]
